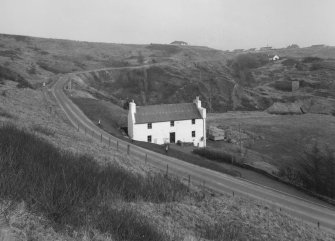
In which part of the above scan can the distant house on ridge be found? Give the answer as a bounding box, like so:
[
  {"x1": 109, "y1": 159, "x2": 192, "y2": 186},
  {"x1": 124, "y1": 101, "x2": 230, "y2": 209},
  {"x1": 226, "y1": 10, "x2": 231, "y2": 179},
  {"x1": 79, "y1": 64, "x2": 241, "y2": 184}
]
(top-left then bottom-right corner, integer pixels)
[
  {"x1": 170, "y1": 41, "x2": 188, "y2": 45},
  {"x1": 260, "y1": 46, "x2": 272, "y2": 51},
  {"x1": 128, "y1": 97, "x2": 206, "y2": 147}
]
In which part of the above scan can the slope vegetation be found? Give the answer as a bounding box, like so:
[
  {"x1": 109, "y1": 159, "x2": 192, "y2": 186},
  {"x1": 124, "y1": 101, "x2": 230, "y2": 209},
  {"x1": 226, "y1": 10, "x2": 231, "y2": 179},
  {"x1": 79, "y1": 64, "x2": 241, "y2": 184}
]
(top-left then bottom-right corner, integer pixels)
[{"x1": 1, "y1": 80, "x2": 334, "y2": 240}]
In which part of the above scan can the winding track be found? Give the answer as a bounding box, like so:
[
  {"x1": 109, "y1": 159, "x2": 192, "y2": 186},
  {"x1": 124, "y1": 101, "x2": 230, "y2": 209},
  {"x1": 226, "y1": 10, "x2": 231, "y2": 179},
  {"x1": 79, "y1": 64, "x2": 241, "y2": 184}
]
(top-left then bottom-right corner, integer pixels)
[{"x1": 50, "y1": 70, "x2": 335, "y2": 235}]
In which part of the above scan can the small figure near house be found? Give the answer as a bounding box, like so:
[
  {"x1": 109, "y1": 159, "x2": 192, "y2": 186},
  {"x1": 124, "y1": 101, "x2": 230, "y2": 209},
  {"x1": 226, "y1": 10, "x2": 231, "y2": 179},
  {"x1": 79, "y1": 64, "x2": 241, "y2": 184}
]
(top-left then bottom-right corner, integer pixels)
[
  {"x1": 42, "y1": 82, "x2": 46, "y2": 87},
  {"x1": 98, "y1": 119, "x2": 101, "y2": 126},
  {"x1": 165, "y1": 144, "x2": 169, "y2": 154}
]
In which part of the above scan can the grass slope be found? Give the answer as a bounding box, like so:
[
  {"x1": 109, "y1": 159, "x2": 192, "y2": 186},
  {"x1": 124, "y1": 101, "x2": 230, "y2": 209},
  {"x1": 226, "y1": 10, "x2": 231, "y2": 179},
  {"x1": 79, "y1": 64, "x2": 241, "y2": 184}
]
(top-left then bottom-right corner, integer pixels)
[{"x1": 0, "y1": 80, "x2": 335, "y2": 240}]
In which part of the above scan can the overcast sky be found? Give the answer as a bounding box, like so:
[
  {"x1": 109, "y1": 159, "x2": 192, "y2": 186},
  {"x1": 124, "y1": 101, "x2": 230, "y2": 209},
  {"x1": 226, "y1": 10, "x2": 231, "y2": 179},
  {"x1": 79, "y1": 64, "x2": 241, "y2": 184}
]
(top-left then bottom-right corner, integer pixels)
[{"x1": 1, "y1": 0, "x2": 334, "y2": 50}]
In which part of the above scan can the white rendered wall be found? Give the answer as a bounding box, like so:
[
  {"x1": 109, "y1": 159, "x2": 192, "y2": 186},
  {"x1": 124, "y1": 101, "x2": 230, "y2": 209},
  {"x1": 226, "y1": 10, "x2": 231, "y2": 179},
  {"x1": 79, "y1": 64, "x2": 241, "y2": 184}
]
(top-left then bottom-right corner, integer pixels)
[
  {"x1": 132, "y1": 118, "x2": 206, "y2": 147},
  {"x1": 127, "y1": 112, "x2": 134, "y2": 139}
]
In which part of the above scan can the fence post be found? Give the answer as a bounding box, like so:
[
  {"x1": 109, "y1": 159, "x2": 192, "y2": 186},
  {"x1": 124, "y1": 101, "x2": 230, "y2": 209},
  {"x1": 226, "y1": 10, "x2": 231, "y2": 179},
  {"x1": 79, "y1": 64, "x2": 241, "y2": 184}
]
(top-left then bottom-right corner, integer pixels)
[
  {"x1": 108, "y1": 137, "x2": 110, "y2": 147},
  {"x1": 117, "y1": 141, "x2": 119, "y2": 151},
  {"x1": 127, "y1": 144, "x2": 130, "y2": 155},
  {"x1": 232, "y1": 191, "x2": 234, "y2": 197},
  {"x1": 145, "y1": 153, "x2": 148, "y2": 164},
  {"x1": 166, "y1": 164, "x2": 169, "y2": 176},
  {"x1": 188, "y1": 175, "x2": 191, "y2": 191},
  {"x1": 100, "y1": 133, "x2": 102, "y2": 142}
]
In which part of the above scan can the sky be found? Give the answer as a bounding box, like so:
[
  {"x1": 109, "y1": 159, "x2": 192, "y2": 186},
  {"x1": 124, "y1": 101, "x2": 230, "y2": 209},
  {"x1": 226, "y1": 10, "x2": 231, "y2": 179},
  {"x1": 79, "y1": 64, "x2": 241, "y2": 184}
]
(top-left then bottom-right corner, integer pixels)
[{"x1": 1, "y1": 0, "x2": 334, "y2": 50}]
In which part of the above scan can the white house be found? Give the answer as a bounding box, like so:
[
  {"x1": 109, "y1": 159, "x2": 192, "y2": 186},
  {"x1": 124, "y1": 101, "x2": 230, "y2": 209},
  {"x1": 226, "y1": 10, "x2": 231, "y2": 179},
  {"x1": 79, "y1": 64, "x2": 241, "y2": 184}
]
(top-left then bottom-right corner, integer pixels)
[{"x1": 128, "y1": 97, "x2": 206, "y2": 147}]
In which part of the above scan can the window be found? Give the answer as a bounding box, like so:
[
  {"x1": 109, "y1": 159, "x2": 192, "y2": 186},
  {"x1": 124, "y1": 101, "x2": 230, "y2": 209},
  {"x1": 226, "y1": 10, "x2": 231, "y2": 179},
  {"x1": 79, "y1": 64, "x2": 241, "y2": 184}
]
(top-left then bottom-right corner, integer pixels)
[
  {"x1": 147, "y1": 123, "x2": 152, "y2": 129},
  {"x1": 192, "y1": 131, "x2": 195, "y2": 137},
  {"x1": 170, "y1": 121, "x2": 174, "y2": 127},
  {"x1": 147, "y1": 135, "x2": 152, "y2": 142},
  {"x1": 192, "y1": 119, "x2": 195, "y2": 124}
]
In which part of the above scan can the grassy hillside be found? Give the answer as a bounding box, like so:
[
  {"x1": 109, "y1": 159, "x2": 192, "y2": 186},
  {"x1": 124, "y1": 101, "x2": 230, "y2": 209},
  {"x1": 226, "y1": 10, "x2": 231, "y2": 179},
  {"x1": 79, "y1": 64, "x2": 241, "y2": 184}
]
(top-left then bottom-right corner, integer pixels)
[
  {"x1": 1, "y1": 33, "x2": 335, "y2": 113},
  {"x1": 1, "y1": 80, "x2": 334, "y2": 240},
  {"x1": 226, "y1": 52, "x2": 335, "y2": 113}
]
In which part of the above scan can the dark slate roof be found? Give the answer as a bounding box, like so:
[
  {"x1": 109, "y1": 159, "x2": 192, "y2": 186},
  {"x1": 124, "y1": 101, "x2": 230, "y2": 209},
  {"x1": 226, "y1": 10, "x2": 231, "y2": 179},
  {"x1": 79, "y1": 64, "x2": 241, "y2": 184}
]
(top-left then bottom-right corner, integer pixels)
[{"x1": 135, "y1": 103, "x2": 202, "y2": 124}]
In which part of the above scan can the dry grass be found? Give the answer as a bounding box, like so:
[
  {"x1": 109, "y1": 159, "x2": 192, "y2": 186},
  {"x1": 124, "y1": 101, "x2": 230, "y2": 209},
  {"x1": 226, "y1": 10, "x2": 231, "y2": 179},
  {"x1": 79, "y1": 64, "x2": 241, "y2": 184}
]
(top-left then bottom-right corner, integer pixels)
[
  {"x1": 208, "y1": 111, "x2": 335, "y2": 171},
  {"x1": 0, "y1": 82, "x2": 334, "y2": 240}
]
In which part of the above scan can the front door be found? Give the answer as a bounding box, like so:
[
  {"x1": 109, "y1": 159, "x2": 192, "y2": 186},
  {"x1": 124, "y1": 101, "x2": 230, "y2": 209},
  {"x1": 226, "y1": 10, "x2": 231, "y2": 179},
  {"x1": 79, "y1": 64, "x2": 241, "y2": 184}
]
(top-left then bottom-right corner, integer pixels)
[{"x1": 169, "y1": 132, "x2": 175, "y2": 143}]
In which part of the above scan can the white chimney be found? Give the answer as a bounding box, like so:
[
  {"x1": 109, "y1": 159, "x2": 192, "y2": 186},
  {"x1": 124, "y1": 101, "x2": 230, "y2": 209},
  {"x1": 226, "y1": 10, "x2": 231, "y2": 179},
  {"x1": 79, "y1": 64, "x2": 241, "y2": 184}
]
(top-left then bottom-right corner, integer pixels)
[
  {"x1": 129, "y1": 100, "x2": 136, "y2": 114},
  {"x1": 193, "y1": 96, "x2": 201, "y2": 108}
]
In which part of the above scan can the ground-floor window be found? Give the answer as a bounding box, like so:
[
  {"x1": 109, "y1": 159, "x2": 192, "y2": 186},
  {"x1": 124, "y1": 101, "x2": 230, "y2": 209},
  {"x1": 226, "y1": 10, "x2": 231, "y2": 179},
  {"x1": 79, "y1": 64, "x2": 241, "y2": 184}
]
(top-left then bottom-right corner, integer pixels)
[
  {"x1": 147, "y1": 135, "x2": 152, "y2": 142},
  {"x1": 192, "y1": 131, "x2": 195, "y2": 137}
]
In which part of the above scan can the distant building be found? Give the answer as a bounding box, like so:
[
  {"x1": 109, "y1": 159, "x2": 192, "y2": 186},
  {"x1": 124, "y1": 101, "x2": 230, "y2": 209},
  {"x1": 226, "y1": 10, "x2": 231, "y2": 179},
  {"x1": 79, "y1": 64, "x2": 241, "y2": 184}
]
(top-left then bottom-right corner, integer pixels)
[
  {"x1": 233, "y1": 49, "x2": 244, "y2": 53},
  {"x1": 260, "y1": 46, "x2": 272, "y2": 51},
  {"x1": 272, "y1": 55, "x2": 280, "y2": 61},
  {"x1": 170, "y1": 41, "x2": 188, "y2": 45},
  {"x1": 128, "y1": 97, "x2": 206, "y2": 147}
]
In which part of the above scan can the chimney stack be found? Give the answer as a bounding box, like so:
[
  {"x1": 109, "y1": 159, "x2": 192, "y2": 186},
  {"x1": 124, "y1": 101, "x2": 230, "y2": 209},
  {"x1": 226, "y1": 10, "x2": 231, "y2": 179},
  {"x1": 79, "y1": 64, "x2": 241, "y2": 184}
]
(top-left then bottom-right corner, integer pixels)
[
  {"x1": 129, "y1": 100, "x2": 136, "y2": 114},
  {"x1": 194, "y1": 96, "x2": 201, "y2": 108}
]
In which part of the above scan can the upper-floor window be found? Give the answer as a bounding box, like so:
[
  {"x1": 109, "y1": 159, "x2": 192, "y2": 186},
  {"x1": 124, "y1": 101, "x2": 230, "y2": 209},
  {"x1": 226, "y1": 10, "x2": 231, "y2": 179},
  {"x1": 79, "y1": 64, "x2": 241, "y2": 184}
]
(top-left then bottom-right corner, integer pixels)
[
  {"x1": 192, "y1": 119, "x2": 195, "y2": 125},
  {"x1": 148, "y1": 123, "x2": 152, "y2": 129},
  {"x1": 170, "y1": 121, "x2": 174, "y2": 127},
  {"x1": 192, "y1": 131, "x2": 196, "y2": 137},
  {"x1": 147, "y1": 135, "x2": 152, "y2": 142}
]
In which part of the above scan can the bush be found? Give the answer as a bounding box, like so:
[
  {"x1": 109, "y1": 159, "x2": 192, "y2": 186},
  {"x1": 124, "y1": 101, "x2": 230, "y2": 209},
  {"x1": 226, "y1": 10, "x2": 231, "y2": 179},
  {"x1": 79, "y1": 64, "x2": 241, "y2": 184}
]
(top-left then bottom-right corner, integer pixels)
[
  {"x1": 31, "y1": 125, "x2": 55, "y2": 136},
  {"x1": 302, "y1": 57, "x2": 322, "y2": 63},
  {"x1": 36, "y1": 61, "x2": 69, "y2": 74},
  {"x1": 94, "y1": 207, "x2": 168, "y2": 241},
  {"x1": 271, "y1": 80, "x2": 292, "y2": 92},
  {"x1": 199, "y1": 220, "x2": 247, "y2": 241},
  {"x1": 280, "y1": 144, "x2": 335, "y2": 199},
  {"x1": 230, "y1": 53, "x2": 268, "y2": 70},
  {"x1": 193, "y1": 148, "x2": 233, "y2": 164},
  {"x1": 0, "y1": 108, "x2": 13, "y2": 119},
  {"x1": 0, "y1": 65, "x2": 32, "y2": 88},
  {"x1": 281, "y1": 58, "x2": 299, "y2": 67}
]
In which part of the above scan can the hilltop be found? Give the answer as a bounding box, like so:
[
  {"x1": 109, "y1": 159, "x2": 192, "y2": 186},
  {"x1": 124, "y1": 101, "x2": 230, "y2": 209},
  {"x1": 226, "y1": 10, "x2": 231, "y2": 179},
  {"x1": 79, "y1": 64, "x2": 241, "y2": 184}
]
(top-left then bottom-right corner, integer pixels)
[{"x1": 1, "y1": 34, "x2": 335, "y2": 114}]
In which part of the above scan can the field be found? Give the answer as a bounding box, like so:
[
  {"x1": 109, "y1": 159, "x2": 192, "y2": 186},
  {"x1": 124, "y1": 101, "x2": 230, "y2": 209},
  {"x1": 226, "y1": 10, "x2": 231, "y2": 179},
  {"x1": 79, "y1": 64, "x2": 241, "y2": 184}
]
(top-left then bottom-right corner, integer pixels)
[{"x1": 207, "y1": 111, "x2": 335, "y2": 173}]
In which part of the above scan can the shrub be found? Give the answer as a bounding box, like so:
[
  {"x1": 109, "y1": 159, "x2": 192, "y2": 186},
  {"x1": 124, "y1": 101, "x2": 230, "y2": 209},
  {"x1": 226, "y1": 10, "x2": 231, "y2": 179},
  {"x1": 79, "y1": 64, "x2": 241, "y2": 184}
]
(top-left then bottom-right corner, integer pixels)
[
  {"x1": 200, "y1": 220, "x2": 247, "y2": 241},
  {"x1": 36, "y1": 61, "x2": 69, "y2": 74},
  {"x1": 281, "y1": 58, "x2": 299, "y2": 67},
  {"x1": 193, "y1": 148, "x2": 233, "y2": 164},
  {"x1": 0, "y1": 65, "x2": 32, "y2": 88},
  {"x1": 271, "y1": 80, "x2": 292, "y2": 92},
  {"x1": 31, "y1": 125, "x2": 55, "y2": 136},
  {"x1": 280, "y1": 144, "x2": 335, "y2": 199},
  {"x1": 302, "y1": 57, "x2": 322, "y2": 63},
  {"x1": 0, "y1": 108, "x2": 13, "y2": 119},
  {"x1": 230, "y1": 53, "x2": 268, "y2": 70},
  {"x1": 94, "y1": 207, "x2": 168, "y2": 241}
]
